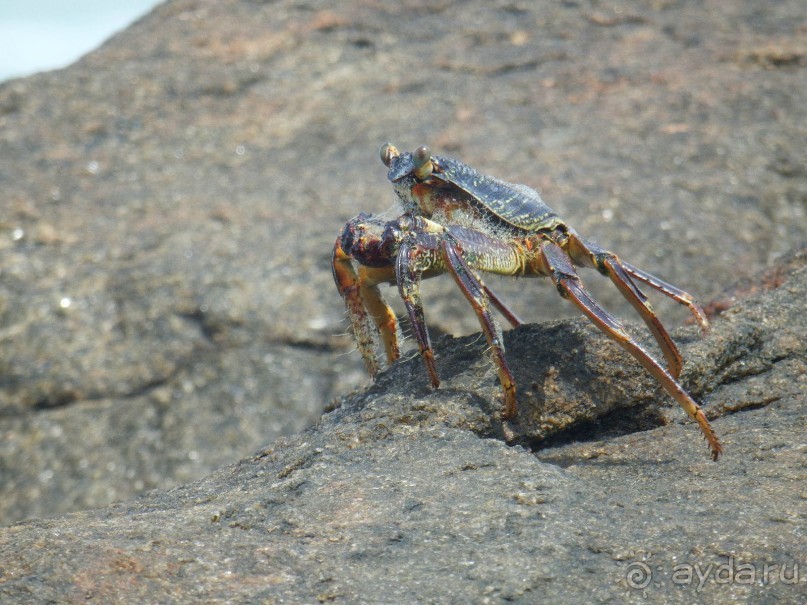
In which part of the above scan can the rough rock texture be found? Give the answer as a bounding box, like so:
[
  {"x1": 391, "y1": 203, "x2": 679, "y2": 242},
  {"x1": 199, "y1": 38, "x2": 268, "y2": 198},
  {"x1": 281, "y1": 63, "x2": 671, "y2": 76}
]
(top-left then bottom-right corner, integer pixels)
[
  {"x1": 0, "y1": 0, "x2": 804, "y2": 562},
  {"x1": 0, "y1": 256, "x2": 804, "y2": 604}
]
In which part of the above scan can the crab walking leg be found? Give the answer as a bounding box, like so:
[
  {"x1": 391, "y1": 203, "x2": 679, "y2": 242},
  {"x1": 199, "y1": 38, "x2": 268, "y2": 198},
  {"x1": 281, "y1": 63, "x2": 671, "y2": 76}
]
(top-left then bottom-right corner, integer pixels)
[
  {"x1": 332, "y1": 238, "x2": 382, "y2": 377},
  {"x1": 480, "y1": 282, "x2": 524, "y2": 328},
  {"x1": 567, "y1": 235, "x2": 685, "y2": 379},
  {"x1": 620, "y1": 260, "x2": 710, "y2": 334},
  {"x1": 395, "y1": 237, "x2": 442, "y2": 389},
  {"x1": 356, "y1": 265, "x2": 401, "y2": 365},
  {"x1": 540, "y1": 241, "x2": 722, "y2": 460},
  {"x1": 394, "y1": 220, "x2": 523, "y2": 405},
  {"x1": 602, "y1": 258, "x2": 683, "y2": 378},
  {"x1": 441, "y1": 240, "x2": 518, "y2": 419},
  {"x1": 445, "y1": 226, "x2": 526, "y2": 330}
]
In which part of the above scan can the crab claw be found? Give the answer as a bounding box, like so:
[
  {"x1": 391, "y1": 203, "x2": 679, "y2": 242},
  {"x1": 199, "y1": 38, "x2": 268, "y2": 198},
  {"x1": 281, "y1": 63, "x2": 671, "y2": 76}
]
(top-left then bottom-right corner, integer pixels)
[{"x1": 339, "y1": 214, "x2": 398, "y2": 268}]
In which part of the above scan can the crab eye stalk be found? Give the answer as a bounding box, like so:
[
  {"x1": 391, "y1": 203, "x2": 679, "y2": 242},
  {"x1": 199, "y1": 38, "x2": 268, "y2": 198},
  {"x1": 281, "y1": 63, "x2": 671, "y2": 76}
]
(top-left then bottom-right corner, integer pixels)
[
  {"x1": 413, "y1": 145, "x2": 433, "y2": 180},
  {"x1": 380, "y1": 142, "x2": 399, "y2": 167}
]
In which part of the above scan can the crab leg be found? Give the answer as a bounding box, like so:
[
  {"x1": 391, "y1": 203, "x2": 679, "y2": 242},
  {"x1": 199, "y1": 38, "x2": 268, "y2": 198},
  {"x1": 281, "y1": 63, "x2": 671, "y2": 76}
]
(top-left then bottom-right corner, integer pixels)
[
  {"x1": 395, "y1": 236, "x2": 443, "y2": 390},
  {"x1": 355, "y1": 265, "x2": 400, "y2": 365},
  {"x1": 569, "y1": 234, "x2": 709, "y2": 334},
  {"x1": 540, "y1": 241, "x2": 722, "y2": 460},
  {"x1": 445, "y1": 227, "x2": 524, "y2": 327},
  {"x1": 393, "y1": 223, "x2": 520, "y2": 414},
  {"x1": 568, "y1": 235, "x2": 685, "y2": 379},
  {"x1": 332, "y1": 238, "x2": 382, "y2": 376},
  {"x1": 481, "y1": 283, "x2": 524, "y2": 328},
  {"x1": 620, "y1": 260, "x2": 710, "y2": 333},
  {"x1": 441, "y1": 240, "x2": 517, "y2": 419},
  {"x1": 334, "y1": 212, "x2": 405, "y2": 374}
]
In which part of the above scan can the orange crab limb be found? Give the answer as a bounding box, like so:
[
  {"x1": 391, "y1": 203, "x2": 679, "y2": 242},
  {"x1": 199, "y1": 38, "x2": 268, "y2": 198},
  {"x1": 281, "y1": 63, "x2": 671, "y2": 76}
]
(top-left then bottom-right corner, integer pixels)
[
  {"x1": 540, "y1": 241, "x2": 722, "y2": 460},
  {"x1": 567, "y1": 234, "x2": 685, "y2": 378},
  {"x1": 442, "y1": 240, "x2": 517, "y2": 419},
  {"x1": 332, "y1": 238, "x2": 381, "y2": 377},
  {"x1": 620, "y1": 260, "x2": 710, "y2": 334},
  {"x1": 357, "y1": 265, "x2": 400, "y2": 365}
]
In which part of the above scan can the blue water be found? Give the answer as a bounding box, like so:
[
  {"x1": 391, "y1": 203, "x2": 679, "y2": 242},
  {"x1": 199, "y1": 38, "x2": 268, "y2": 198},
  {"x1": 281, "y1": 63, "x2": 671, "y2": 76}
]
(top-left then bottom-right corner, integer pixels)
[{"x1": 0, "y1": 0, "x2": 163, "y2": 82}]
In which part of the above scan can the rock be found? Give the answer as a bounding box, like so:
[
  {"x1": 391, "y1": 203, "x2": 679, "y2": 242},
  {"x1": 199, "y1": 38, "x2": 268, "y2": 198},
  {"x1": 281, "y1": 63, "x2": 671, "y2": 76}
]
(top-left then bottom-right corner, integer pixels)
[
  {"x1": 0, "y1": 257, "x2": 804, "y2": 604},
  {"x1": 0, "y1": 0, "x2": 805, "y2": 531}
]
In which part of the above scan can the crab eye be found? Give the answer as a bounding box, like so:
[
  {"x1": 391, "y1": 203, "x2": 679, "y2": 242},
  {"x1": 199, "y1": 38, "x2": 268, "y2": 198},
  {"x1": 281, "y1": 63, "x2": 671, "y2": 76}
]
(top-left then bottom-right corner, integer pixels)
[
  {"x1": 413, "y1": 146, "x2": 430, "y2": 167},
  {"x1": 379, "y1": 142, "x2": 399, "y2": 167},
  {"x1": 413, "y1": 145, "x2": 433, "y2": 179}
]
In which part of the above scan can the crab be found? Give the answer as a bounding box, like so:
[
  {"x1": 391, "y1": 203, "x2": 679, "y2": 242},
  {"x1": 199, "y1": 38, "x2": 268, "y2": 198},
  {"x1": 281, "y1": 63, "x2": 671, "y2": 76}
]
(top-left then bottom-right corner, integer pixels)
[{"x1": 332, "y1": 143, "x2": 722, "y2": 460}]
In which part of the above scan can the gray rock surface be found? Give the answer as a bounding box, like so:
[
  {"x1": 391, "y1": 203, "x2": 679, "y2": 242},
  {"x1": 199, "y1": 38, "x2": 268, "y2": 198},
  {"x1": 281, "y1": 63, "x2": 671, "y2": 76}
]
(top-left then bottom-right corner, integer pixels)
[
  {"x1": 0, "y1": 0, "x2": 804, "y2": 569},
  {"x1": 0, "y1": 253, "x2": 804, "y2": 604}
]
